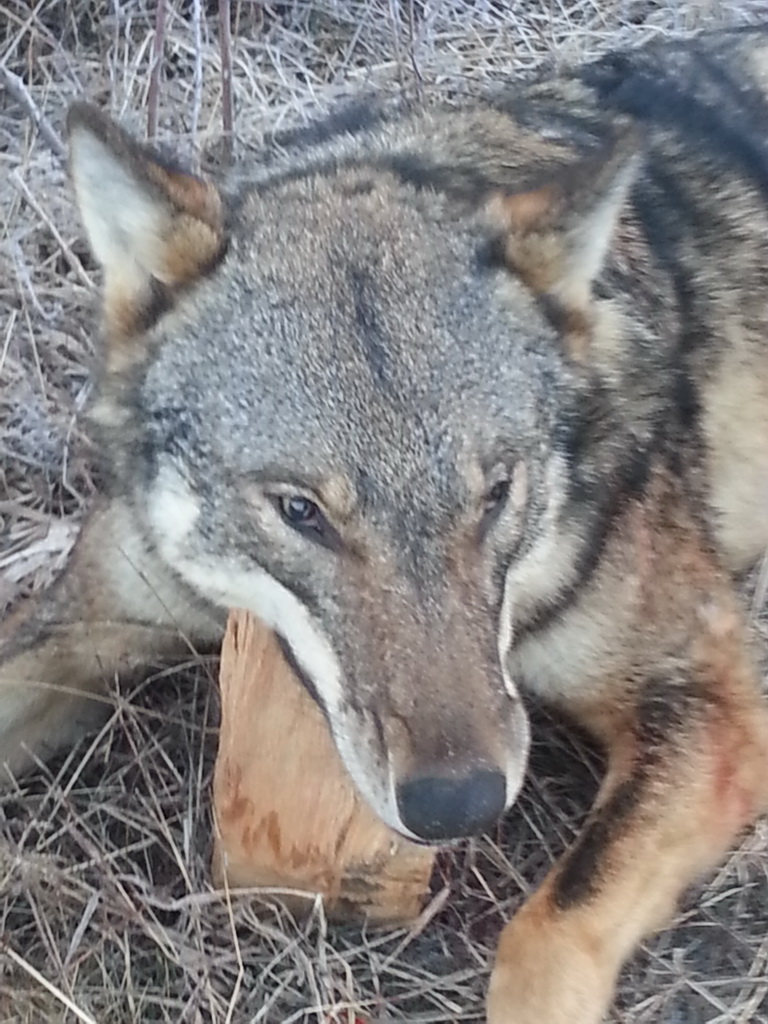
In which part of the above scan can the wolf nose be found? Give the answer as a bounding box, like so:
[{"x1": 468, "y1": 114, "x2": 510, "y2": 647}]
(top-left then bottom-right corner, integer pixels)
[{"x1": 396, "y1": 769, "x2": 507, "y2": 842}]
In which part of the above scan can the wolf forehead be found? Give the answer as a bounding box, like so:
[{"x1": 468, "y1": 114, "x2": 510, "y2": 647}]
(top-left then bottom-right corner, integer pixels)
[{"x1": 139, "y1": 168, "x2": 568, "y2": 478}]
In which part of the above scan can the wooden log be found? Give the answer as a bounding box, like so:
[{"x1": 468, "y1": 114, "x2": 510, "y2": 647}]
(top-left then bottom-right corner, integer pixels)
[{"x1": 212, "y1": 609, "x2": 436, "y2": 924}]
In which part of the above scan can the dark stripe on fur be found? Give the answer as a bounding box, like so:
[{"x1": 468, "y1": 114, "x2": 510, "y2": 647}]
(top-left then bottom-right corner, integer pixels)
[
  {"x1": 275, "y1": 633, "x2": 331, "y2": 726},
  {"x1": 512, "y1": 382, "x2": 651, "y2": 644},
  {"x1": 581, "y1": 41, "x2": 768, "y2": 199},
  {"x1": 553, "y1": 775, "x2": 643, "y2": 910},
  {"x1": 554, "y1": 671, "x2": 717, "y2": 909},
  {"x1": 347, "y1": 265, "x2": 397, "y2": 394}
]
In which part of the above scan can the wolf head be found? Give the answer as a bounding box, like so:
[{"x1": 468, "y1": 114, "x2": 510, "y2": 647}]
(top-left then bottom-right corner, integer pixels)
[{"x1": 67, "y1": 99, "x2": 641, "y2": 843}]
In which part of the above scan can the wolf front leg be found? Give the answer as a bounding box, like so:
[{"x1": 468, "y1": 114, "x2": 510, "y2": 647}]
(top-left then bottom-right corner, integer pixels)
[
  {"x1": 487, "y1": 604, "x2": 768, "y2": 1024},
  {"x1": 0, "y1": 497, "x2": 222, "y2": 778}
]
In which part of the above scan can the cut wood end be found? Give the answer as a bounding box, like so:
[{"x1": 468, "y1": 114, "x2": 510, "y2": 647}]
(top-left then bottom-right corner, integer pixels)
[{"x1": 212, "y1": 609, "x2": 435, "y2": 924}]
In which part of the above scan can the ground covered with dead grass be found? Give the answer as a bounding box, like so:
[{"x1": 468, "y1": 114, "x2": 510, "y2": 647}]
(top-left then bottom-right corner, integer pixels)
[{"x1": 2, "y1": 2, "x2": 768, "y2": 1022}]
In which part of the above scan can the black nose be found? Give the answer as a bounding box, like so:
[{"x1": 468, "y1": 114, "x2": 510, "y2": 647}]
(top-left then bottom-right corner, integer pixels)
[{"x1": 396, "y1": 769, "x2": 507, "y2": 842}]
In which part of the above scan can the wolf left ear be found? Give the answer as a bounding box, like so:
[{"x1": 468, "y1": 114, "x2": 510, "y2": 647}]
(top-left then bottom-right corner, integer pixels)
[
  {"x1": 487, "y1": 125, "x2": 641, "y2": 360},
  {"x1": 67, "y1": 103, "x2": 226, "y2": 351}
]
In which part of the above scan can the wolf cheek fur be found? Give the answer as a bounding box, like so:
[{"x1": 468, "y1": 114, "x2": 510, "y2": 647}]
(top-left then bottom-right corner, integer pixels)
[{"x1": 3, "y1": 25, "x2": 768, "y2": 1024}]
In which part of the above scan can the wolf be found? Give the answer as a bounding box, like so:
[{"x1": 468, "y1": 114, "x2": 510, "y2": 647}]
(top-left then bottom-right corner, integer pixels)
[{"x1": 3, "y1": 24, "x2": 768, "y2": 1023}]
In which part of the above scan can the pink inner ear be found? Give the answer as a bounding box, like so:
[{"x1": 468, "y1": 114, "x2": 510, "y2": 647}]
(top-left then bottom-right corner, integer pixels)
[{"x1": 493, "y1": 185, "x2": 559, "y2": 233}]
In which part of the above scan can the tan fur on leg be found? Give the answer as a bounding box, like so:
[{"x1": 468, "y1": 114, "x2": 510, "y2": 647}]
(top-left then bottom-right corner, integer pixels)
[{"x1": 489, "y1": 590, "x2": 768, "y2": 1024}]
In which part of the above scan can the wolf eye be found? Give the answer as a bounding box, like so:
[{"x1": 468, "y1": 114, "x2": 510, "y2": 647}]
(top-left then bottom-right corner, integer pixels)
[
  {"x1": 279, "y1": 495, "x2": 321, "y2": 529},
  {"x1": 478, "y1": 475, "x2": 511, "y2": 540},
  {"x1": 485, "y1": 478, "x2": 510, "y2": 509}
]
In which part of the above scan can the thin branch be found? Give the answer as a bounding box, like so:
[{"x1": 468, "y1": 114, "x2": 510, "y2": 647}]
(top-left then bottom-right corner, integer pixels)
[
  {"x1": 407, "y1": 0, "x2": 425, "y2": 101},
  {"x1": 218, "y1": 0, "x2": 234, "y2": 165},
  {"x1": 10, "y1": 170, "x2": 94, "y2": 289},
  {"x1": 4, "y1": 946, "x2": 98, "y2": 1024},
  {"x1": 147, "y1": 0, "x2": 168, "y2": 140},
  {"x1": 190, "y1": 0, "x2": 203, "y2": 166},
  {"x1": 0, "y1": 65, "x2": 66, "y2": 162}
]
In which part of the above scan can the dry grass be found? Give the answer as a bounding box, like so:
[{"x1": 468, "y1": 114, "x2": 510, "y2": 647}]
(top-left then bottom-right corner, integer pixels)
[{"x1": 1, "y1": 2, "x2": 768, "y2": 1022}]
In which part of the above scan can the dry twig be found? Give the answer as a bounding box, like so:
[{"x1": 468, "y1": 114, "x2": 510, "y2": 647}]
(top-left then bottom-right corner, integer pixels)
[{"x1": 0, "y1": 65, "x2": 66, "y2": 161}]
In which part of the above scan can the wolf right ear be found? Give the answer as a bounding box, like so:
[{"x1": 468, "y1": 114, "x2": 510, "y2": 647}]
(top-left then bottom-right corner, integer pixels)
[
  {"x1": 67, "y1": 104, "x2": 227, "y2": 353},
  {"x1": 486, "y1": 123, "x2": 641, "y2": 361}
]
